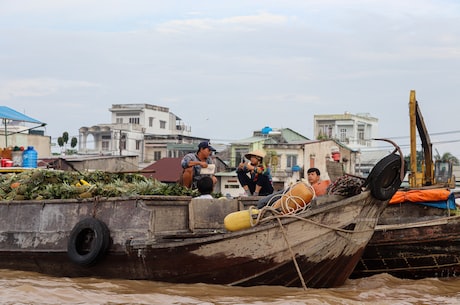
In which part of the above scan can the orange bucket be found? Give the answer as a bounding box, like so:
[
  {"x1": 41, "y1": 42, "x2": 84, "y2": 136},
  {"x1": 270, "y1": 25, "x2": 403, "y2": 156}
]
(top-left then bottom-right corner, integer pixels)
[{"x1": 272, "y1": 182, "x2": 315, "y2": 213}]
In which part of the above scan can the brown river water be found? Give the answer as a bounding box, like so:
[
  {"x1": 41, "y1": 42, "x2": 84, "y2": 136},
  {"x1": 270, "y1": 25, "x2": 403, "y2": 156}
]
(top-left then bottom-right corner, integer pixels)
[{"x1": 0, "y1": 270, "x2": 459, "y2": 305}]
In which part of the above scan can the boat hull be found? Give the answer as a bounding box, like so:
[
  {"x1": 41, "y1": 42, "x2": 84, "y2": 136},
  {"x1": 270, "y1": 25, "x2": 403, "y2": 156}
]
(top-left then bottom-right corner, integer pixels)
[
  {"x1": 352, "y1": 201, "x2": 460, "y2": 279},
  {"x1": 0, "y1": 192, "x2": 386, "y2": 288}
]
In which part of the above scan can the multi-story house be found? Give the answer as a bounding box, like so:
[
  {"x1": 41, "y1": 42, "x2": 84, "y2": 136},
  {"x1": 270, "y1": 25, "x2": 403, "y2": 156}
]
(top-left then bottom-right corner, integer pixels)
[
  {"x1": 313, "y1": 112, "x2": 388, "y2": 177},
  {"x1": 220, "y1": 127, "x2": 356, "y2": 197},
  {"x1": 76, "y1": 105, "x2": 366, "y2": 195},
  {"x1": 314, "y1": 112, "x2": 378, "y2": 148},
  {"x1": 78, "y1": 104, "x2": 208, "y2": 163}
]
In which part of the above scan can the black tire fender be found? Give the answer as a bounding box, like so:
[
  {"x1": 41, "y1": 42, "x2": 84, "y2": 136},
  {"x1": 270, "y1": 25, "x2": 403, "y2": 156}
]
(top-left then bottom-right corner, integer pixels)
[
  {"x1": 67, "y1": 217, "x2": 111, "y2": 266},
  {"x1": 367, "y1": 153, "x2": 403, "y2": 201}
]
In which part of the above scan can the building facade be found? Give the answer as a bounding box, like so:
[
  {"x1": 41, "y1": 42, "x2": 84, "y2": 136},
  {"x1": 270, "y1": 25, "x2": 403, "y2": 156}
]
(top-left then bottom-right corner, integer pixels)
[
  {"x1": 78, "y1": 104, "x2": 207, "y2": 163},
  {"x1": 218, "y1": 128, "x2": 356, "y2": 197},
  {"x1": 314, "y1": 112, "x2": 378, "y2": 149}
]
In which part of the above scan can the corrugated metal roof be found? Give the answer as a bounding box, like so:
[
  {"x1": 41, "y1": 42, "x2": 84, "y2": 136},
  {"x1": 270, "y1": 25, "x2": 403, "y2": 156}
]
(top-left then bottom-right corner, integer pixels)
[
  {"x1": 231, "y1": 128, "x2": 310, "y2": 145},
  {"x1": 280, "y1": 128, "x2": 310, "y2": 143},
  {"x1": 142, "y1": 157, "x2": 182, "y2": 183},
  {"x1": 0, "y1": 106, "x2": 42, "y2": 124}
]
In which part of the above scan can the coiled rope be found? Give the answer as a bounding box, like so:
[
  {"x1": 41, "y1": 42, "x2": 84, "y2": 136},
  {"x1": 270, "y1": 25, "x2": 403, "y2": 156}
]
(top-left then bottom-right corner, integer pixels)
[{"x1": 245, "y1": 187, "x2": 377, "y2": 290}]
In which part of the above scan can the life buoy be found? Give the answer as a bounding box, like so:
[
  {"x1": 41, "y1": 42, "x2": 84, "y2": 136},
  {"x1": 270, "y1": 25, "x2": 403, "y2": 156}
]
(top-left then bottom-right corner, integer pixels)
[
  {"x1": 367, "y1": 153, "x2": 403, "y2": 201},
  {"x1": 67, "y1": 217, "x2": 111, "y2": 266}
]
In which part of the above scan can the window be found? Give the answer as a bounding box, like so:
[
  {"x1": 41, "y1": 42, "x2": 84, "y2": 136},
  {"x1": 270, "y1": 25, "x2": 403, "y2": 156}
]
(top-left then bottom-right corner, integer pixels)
[
  {"x1": 235, "y1": 150, "x2": 246, "y2": 166},
  {"x1": 149, "y1": 117, "x2": 154, "y2": 127},
  {"x1": 116, "y1": 118, "x2": 123, "y2": 124},
  {"x1": 224, "y1": 184, "x2": 241, "y2": 189},
  {"x1": 358, "y1": 127, "x2": 364, "y2": 140},
  {"x1": 318, "y1": 124, "x2": 333, "y2": 139},
  {"x1": 154, "y1": 151, "x2": 161, "y2": 161},
  {"x1": 135, "y1": 140, "x2": 141, "y2": 150},
  {"x1": 340, "y1": 128, "x2": 347, "y2": 142},
  {"x1": 286, "y1": 155, "x2": 297, "y2": 168},
  {"x1": 101, "y1": 141, "x2": 109, "y2": 150},
  {"x1": 270, "y1": 154, "x2": 281, "y2": 171},
  {"x1": 129, "y1": 117, "x2": 140, "y2": 124},
  {"x1": 160, "y1": 120, "x2": 166, "y2": 129}
]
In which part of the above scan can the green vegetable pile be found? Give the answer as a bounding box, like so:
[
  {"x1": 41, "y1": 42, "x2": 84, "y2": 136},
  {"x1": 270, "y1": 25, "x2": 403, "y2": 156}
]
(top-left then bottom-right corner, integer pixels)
[{"x1": 0, "y1": 169, "x2": 199, "y2": 201}]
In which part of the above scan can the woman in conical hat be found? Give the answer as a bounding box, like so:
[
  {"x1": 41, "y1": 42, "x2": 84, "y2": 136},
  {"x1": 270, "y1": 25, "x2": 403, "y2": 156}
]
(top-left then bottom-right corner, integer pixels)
[{"x1": 237, "y1": 149, "x2": 274, "y2": 196}]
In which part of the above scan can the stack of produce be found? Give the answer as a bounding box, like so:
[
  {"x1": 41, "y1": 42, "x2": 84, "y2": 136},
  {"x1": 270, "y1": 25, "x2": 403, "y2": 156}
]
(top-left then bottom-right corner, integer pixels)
[{"x1": 0, "y1": 169, "x2": 199, "y2": 201}]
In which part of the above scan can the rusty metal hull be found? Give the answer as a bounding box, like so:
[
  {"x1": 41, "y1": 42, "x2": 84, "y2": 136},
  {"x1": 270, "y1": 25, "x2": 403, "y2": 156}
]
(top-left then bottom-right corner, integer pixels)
[
  {"x1": 352, "y1": 202, "x2": 460, "y2": 279},
  {"x1": 0, "y1": 192, "x2": 386, "y2": 288}
]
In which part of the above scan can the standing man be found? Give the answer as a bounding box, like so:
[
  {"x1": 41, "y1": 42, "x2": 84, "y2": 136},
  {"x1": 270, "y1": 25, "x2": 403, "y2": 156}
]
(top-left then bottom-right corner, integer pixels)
[
  {"x1": 237, "y1": 149, "x2": 274, "y2": 196},
  {"x1": 180, "y1": 141, "x2": 217, "y2": 189},
  {"x1": 307, "y1": 167, "x2": 330, "y2": 196}
]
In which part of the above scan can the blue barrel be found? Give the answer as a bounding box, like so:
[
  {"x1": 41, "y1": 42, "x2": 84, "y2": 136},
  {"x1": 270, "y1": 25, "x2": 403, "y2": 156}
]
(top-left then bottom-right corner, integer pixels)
[{"x1": 22, "y1": 146, "x2": 38, "y2": 168}]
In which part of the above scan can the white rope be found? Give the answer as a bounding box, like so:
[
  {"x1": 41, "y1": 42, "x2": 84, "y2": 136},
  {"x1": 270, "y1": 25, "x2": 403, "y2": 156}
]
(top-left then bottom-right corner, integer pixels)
[{"x1": 275, "y1": 216, "x2": 308, "y2": 290}]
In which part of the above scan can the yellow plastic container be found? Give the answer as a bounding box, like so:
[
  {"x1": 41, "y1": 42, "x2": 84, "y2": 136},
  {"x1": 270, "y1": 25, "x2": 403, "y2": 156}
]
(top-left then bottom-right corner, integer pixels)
[{"x1": 224, "y1": 208, "x2": 259, "y2": 232}]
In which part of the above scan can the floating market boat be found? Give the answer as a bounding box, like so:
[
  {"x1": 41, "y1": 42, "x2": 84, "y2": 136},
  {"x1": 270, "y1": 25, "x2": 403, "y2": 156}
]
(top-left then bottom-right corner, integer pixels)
[
  {"x1": 351, "y1": 188, "x2": 460, "y2": 279},
  {"x1": 352, "y1": 90, "x2": 460, "y2": 280},
  {"x1": 0, "y1": 153, "x2": 403, "y2": 289}
]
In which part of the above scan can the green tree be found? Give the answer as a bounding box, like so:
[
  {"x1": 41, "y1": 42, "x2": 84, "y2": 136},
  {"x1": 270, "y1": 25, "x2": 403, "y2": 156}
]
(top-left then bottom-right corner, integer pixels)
[
  {"x1": 404, "y1": 150, "x2": 425, "y2": 172},
  {"x1": 57, "y1": 131, "x2": 73, "y2": 155},
  {"x1": 405, "y1": 150, "x2": 459, "y2": 171},
  {"x1": 57, "y1": 137, "x2": 64, "y2": 149},
  {"x1": 434, "y1": 152, "x2": 459, "y2": 165},
  {"x1": 70, "y1": 137, "x2": 77, "y2": 149},
  {"x1": 62, "y1": 132, "x2": 69, "y2": 145}
]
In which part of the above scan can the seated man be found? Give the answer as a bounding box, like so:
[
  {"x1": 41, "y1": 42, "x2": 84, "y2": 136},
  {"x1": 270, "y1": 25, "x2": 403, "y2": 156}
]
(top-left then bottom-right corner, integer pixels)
[
  {"x1": 237, "y1": 149, "x2": 274, "y2": 196},
  {"x1": 180, "y1": 141, "x2": 217, "y2": 189},
  {"x1": 307, "y1": 167, "x2": 331, "y2": 196}
]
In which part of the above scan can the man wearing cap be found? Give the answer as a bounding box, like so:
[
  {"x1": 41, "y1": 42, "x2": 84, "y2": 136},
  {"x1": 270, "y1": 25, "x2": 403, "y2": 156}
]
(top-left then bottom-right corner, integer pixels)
[
  {"x1": 237, "y1": 149, "x2": 274, "y2": 196},
  {"x1": 180, "y1": 141, "x2": 217, "y2": 189}
]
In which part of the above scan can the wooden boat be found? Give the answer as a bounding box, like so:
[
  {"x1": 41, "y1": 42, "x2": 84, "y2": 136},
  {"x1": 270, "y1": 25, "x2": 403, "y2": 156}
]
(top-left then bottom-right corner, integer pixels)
[
  {"x1": 351, "y1": 188, "x2": 460, "y2": 279},
  {"x1": 0, "y1": 153, "x2": 403, "y2": 288},
  {"x1": 351, "y1": 91, "x2": 460, "y2": 280}
]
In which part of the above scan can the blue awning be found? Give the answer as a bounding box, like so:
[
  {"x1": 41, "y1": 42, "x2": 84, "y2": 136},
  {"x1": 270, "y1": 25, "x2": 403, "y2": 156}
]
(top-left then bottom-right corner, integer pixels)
[{"x1": 0, "y1": 106, "x2": 42, "y2": 124}]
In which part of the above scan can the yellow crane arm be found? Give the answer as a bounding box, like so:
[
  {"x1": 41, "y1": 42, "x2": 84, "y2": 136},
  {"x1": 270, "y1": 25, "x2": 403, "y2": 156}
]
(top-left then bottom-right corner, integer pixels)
[{"x1": 409, "y1": 90, "x2": 433, "y2": 187}]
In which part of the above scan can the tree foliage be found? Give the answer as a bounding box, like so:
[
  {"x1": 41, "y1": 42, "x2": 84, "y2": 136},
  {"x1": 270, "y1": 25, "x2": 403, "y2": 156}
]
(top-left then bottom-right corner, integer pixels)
[
  {"x1": 405, "y1": 150, "x2": 459, "y2": 170},
  {"x1": 62, "y1": 132, "x2": 69, "y2": 144},
  {"x1": 70, "y1": 137, "x2": 78, "y2": 149},
  {"x1": 57, "y1": 137, "x2": 64, "y2": 148},
  {"x1": 434, "y1": 152, "x2": 459, "y2": 165},
  {"x1": 404, "y1": 150, "x2": 425, "y2": 172},
  {"x1": 57, "y1": 131, "x2": 77, "y2": 155}
]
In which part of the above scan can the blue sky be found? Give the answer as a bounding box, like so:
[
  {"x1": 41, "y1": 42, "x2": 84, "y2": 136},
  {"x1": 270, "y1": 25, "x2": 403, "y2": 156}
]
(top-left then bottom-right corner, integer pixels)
[{"x1": 1, "y1": 0, "x2": 460, "y2": 157}]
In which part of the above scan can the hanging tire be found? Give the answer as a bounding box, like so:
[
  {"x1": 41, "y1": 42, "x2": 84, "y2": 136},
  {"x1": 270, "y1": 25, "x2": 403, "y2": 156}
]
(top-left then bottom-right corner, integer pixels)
[
  {"x1": 367, "y1": 153, "x2": 403, "y2": 201},
  {"x1": 67, "y1": 218, "x2": 111, "y2": 266}
]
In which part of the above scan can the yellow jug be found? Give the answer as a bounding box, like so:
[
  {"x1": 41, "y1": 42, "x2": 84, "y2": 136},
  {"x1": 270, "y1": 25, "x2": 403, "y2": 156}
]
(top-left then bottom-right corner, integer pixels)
[{"x1": 224, "y1": 208, "x2": 259, "y2": 232}]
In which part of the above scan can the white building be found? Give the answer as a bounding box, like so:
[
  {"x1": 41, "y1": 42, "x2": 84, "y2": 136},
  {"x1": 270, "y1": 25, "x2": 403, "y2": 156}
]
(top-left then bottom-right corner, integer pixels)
[
  {"x1": 314, "y1": 112, "x2": 394, "y2": 177},
  {"x1": 314, "y1": 112, "x2": 378, "y2": 149},
  {"x1": 78, "y1": 104, "x2": 206, "y2": 163}
]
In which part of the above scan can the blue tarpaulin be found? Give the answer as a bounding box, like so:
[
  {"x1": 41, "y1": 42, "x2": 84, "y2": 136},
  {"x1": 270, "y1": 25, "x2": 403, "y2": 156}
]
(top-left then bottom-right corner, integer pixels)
[
  {"x1": 0, "y1": 106, "x2": 42, "y2": 124},
  {"x1": 416, "y1": 192, "x2": 457, "y2": 210}
]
